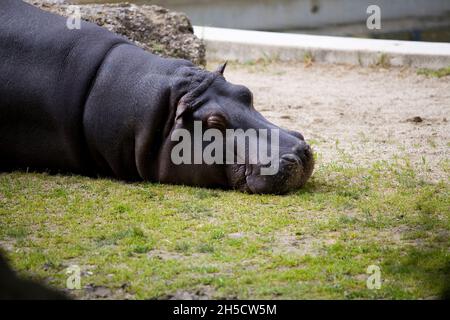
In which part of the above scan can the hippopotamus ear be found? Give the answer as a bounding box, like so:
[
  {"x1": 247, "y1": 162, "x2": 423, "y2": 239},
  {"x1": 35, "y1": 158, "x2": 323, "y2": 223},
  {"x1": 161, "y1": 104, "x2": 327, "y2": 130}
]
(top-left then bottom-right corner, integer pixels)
[
  {"x1": 215, "y1": 61, "x2": 228, "y2": 75},
  {"x1": 175, "y1": 100, "x2": 191, "y2": 121}
]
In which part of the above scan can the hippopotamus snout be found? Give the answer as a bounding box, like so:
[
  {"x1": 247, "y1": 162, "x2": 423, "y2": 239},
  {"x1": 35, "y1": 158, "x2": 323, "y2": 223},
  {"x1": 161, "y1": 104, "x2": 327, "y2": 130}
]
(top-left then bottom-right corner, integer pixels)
[
  {"x1": 284, "y1": 138, "x2": 313, "y2": 169},
  {"x1": 244, "y1": 130, "x2": 314, "y2": 194},
  {"x1": 282, "y1": 134, "x2": 310, "y2": 162},
  {"x1": 282, "y1": 138, "x2": 314, "y2": 186}
]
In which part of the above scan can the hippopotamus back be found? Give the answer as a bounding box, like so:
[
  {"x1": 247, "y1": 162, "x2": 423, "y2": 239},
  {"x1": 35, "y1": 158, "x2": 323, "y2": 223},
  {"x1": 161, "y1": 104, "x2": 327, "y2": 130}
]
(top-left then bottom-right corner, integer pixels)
[{"x1": 0, "y1": 0, "x2": 130, "y2": 172}]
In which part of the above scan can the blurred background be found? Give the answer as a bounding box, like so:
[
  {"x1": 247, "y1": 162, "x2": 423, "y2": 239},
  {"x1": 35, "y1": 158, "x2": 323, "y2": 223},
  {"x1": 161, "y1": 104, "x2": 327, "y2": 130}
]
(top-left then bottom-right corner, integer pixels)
[{"x1": 72, "y1": 0, "x2": 450, "y2": 42}]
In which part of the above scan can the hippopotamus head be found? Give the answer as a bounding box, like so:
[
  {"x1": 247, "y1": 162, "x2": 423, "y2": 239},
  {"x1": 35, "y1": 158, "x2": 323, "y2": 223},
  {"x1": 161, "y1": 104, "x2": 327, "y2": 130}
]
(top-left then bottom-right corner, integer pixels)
[{"x1": 157, "y1": 63, "x2": 314, "y2": 194}]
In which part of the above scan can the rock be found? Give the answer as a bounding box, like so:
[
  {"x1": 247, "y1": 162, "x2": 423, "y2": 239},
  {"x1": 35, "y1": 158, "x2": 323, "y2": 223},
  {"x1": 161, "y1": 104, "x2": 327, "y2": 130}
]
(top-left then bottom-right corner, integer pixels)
[
  {"x1": 84, "y1": 284, "x2": 112, "y2": 298},
  {"x1": 406, "y1": 116, "x2": 424, "y2": 123},
  {"x1": 228, "y1": 232, "x2": 245, "y2": 239},
  {"x1": 25, "y1": 0, "x2": 206, "y2": 65}
]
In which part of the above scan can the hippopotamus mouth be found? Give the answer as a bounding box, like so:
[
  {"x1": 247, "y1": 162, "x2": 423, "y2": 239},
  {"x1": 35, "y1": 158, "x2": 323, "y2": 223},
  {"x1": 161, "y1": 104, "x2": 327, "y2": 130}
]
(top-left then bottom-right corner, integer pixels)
[
  {"x1": 231, "y1": 143, "x2": 314, "y2": 194},
  {"x1": 225, "y1": 132, "x2": 315, "y2": 194}
]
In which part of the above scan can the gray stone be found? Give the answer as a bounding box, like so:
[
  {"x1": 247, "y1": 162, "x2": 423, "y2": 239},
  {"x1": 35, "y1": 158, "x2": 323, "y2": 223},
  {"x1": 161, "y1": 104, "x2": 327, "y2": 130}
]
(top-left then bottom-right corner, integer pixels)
[{"x1": 26, "y1": 0, "x2": 206, "y2": 65}]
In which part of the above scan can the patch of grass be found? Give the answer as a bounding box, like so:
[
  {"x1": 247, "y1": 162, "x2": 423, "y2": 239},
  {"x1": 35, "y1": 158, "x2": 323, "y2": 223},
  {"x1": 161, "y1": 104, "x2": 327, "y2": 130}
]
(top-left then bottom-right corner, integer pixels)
[
  {"x1": 0, "y1": 154, "x2": 448, "y2": 299},
  {"x1": 441, "y1": 159, "x2": 450, "y2": 174},
  {"x1": 174, "y1": 241, "x2": 190, "y2": 253},
  {"x1": 358, "y1": 131, "x2": 370, "y2": 144},
  {"x1": 417, "y1": 66, "x2": 450, "y2": 78},
  {"x1": 151, "y1": 44, "x2": 165, "y2": 54},
  {"x1": 239, "y1": 54, "x2": 280, "y2": 71},
  {"x1": 131, "y1": 243, "x2": 153, "y2": 254},
  {"x1": 198, "y1": 242, "x2": 215, "y2": 254},
  {"x1": 5, "y1": 226, "x2": 28, "y2": 239},
  {"x1": 307, "y1": 138, "x2": 320, "y2": 147},
  {"x1": 427, "y1": 138, "x2": 437, "y2": 149},
  {"x1": 375, "y1": 53, "x2": 391, "y2": 69},
  {"x1": 303, "y1": 52, "x2": 314, "y2": 67}
]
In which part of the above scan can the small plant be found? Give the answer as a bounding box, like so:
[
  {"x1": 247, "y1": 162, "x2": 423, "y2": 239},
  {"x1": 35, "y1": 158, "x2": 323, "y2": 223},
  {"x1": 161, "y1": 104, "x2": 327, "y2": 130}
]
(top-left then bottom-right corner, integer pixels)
[
  {"x1": 243, "y1": 60, "x2": 256, "y2": 66},
  {"x1": 131, "y1": 243, "x2": 152, "y2": 254},
  {"x1": 427, "y1": 137, "x2": 437, "y2": 149},
  {"x1": 417, "y1": 66, "x2": 450, "y2": 78},
  {"x1": 198, "y1": 242, "x2": 215, "y2": 253},
  {"x1": 375, "y1": 53, "x2": 390, "y2": 68},
  {"x1": 303, "y1": 52, "x2": 314, "y2": 67},
  {"x1": 151, "y1": 43, "x2": 164, "y2": 54},
  {"x1": 174, "y1": 241, "x2": 190, "y2": 253}
]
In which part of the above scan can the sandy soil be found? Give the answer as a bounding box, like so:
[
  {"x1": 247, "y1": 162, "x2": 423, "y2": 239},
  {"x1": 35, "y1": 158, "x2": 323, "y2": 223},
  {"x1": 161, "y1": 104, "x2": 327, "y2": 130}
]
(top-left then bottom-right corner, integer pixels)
[{"x1": 223, "y1": 62, "x2": 450, "y2": 180}]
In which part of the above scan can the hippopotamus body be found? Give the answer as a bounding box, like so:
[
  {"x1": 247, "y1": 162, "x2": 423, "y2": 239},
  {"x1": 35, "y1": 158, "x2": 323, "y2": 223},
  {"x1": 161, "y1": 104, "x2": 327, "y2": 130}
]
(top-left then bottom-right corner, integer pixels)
[{"x1": 0, "y1": 0, "x2": 313, "y2": 194}]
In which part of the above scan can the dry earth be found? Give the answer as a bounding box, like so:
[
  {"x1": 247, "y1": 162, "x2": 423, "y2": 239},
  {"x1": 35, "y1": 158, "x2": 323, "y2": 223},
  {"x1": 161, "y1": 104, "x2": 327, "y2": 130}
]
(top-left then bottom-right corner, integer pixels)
[{"x1": 221, "y1": 62, "x2": 450, "y2": 180}]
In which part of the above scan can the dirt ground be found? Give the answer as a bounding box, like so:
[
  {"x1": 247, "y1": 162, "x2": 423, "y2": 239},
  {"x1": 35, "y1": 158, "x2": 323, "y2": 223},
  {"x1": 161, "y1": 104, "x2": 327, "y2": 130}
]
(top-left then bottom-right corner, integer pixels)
[{"x1": 223, "y1": 62, "x2": 450, "y2": 180}]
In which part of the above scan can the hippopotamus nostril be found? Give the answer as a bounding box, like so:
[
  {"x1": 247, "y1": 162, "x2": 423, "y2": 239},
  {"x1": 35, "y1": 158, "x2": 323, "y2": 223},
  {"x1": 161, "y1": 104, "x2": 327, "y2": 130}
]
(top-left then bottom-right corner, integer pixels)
[
  {"x1": 281, "y1": 154, "x2": 301, "y2": 165},
  {"x1": 303, "y1": 143, "x2": 311, "y2": 155},
  {"x1": 291, "y1": 142, "x2": 312, "y2": 162},
  {"x1": 291, "y1": 143, "x2": 305, "y2": 155},
  {"x1": 305, "y1": 144, "x2": 312, "y2": 154}
]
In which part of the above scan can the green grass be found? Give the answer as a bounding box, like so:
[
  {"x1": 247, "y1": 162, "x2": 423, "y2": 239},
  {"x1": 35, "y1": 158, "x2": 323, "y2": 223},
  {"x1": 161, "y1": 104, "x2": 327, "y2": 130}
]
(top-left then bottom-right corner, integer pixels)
[
  {"x1": 417, "y1": 66, "x2": 450, "y2": 78},
  {"x1": 375, "y1": 53, "x2": 391, "y2": 69},
  {"x1": 303, "y1": 52, "x2": 314, "y2": 67},
  {"x1": 0, "y1": 156, "x2": 449, "y2": 299}
]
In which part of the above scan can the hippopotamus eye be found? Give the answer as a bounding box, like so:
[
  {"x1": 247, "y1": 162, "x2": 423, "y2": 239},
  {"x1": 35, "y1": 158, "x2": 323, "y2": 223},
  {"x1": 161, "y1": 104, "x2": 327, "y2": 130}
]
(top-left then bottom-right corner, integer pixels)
[
  {"x1": 238, "y1": 89, "x2": 253, "y2": 106},
  {"x1": 206, "y1": 114, "x2": 228, "y2": 131}
]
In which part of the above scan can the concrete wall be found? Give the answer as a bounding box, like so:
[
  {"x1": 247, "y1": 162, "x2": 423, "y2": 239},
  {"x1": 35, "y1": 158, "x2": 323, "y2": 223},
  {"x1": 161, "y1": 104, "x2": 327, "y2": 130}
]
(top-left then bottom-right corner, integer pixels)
[
  {"x1": 195, "y1": 26, "x2": 450, "y2": 68},
  {"x1": 77, "y1": 0, "x2": 450, "y2": 31}
]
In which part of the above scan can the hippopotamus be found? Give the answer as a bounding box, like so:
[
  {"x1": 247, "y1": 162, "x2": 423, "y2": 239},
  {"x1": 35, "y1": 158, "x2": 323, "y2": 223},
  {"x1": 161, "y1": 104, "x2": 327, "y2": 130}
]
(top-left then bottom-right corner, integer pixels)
[{"x1": 0, "y1": 0, "x2": 313, "y2": 194}]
